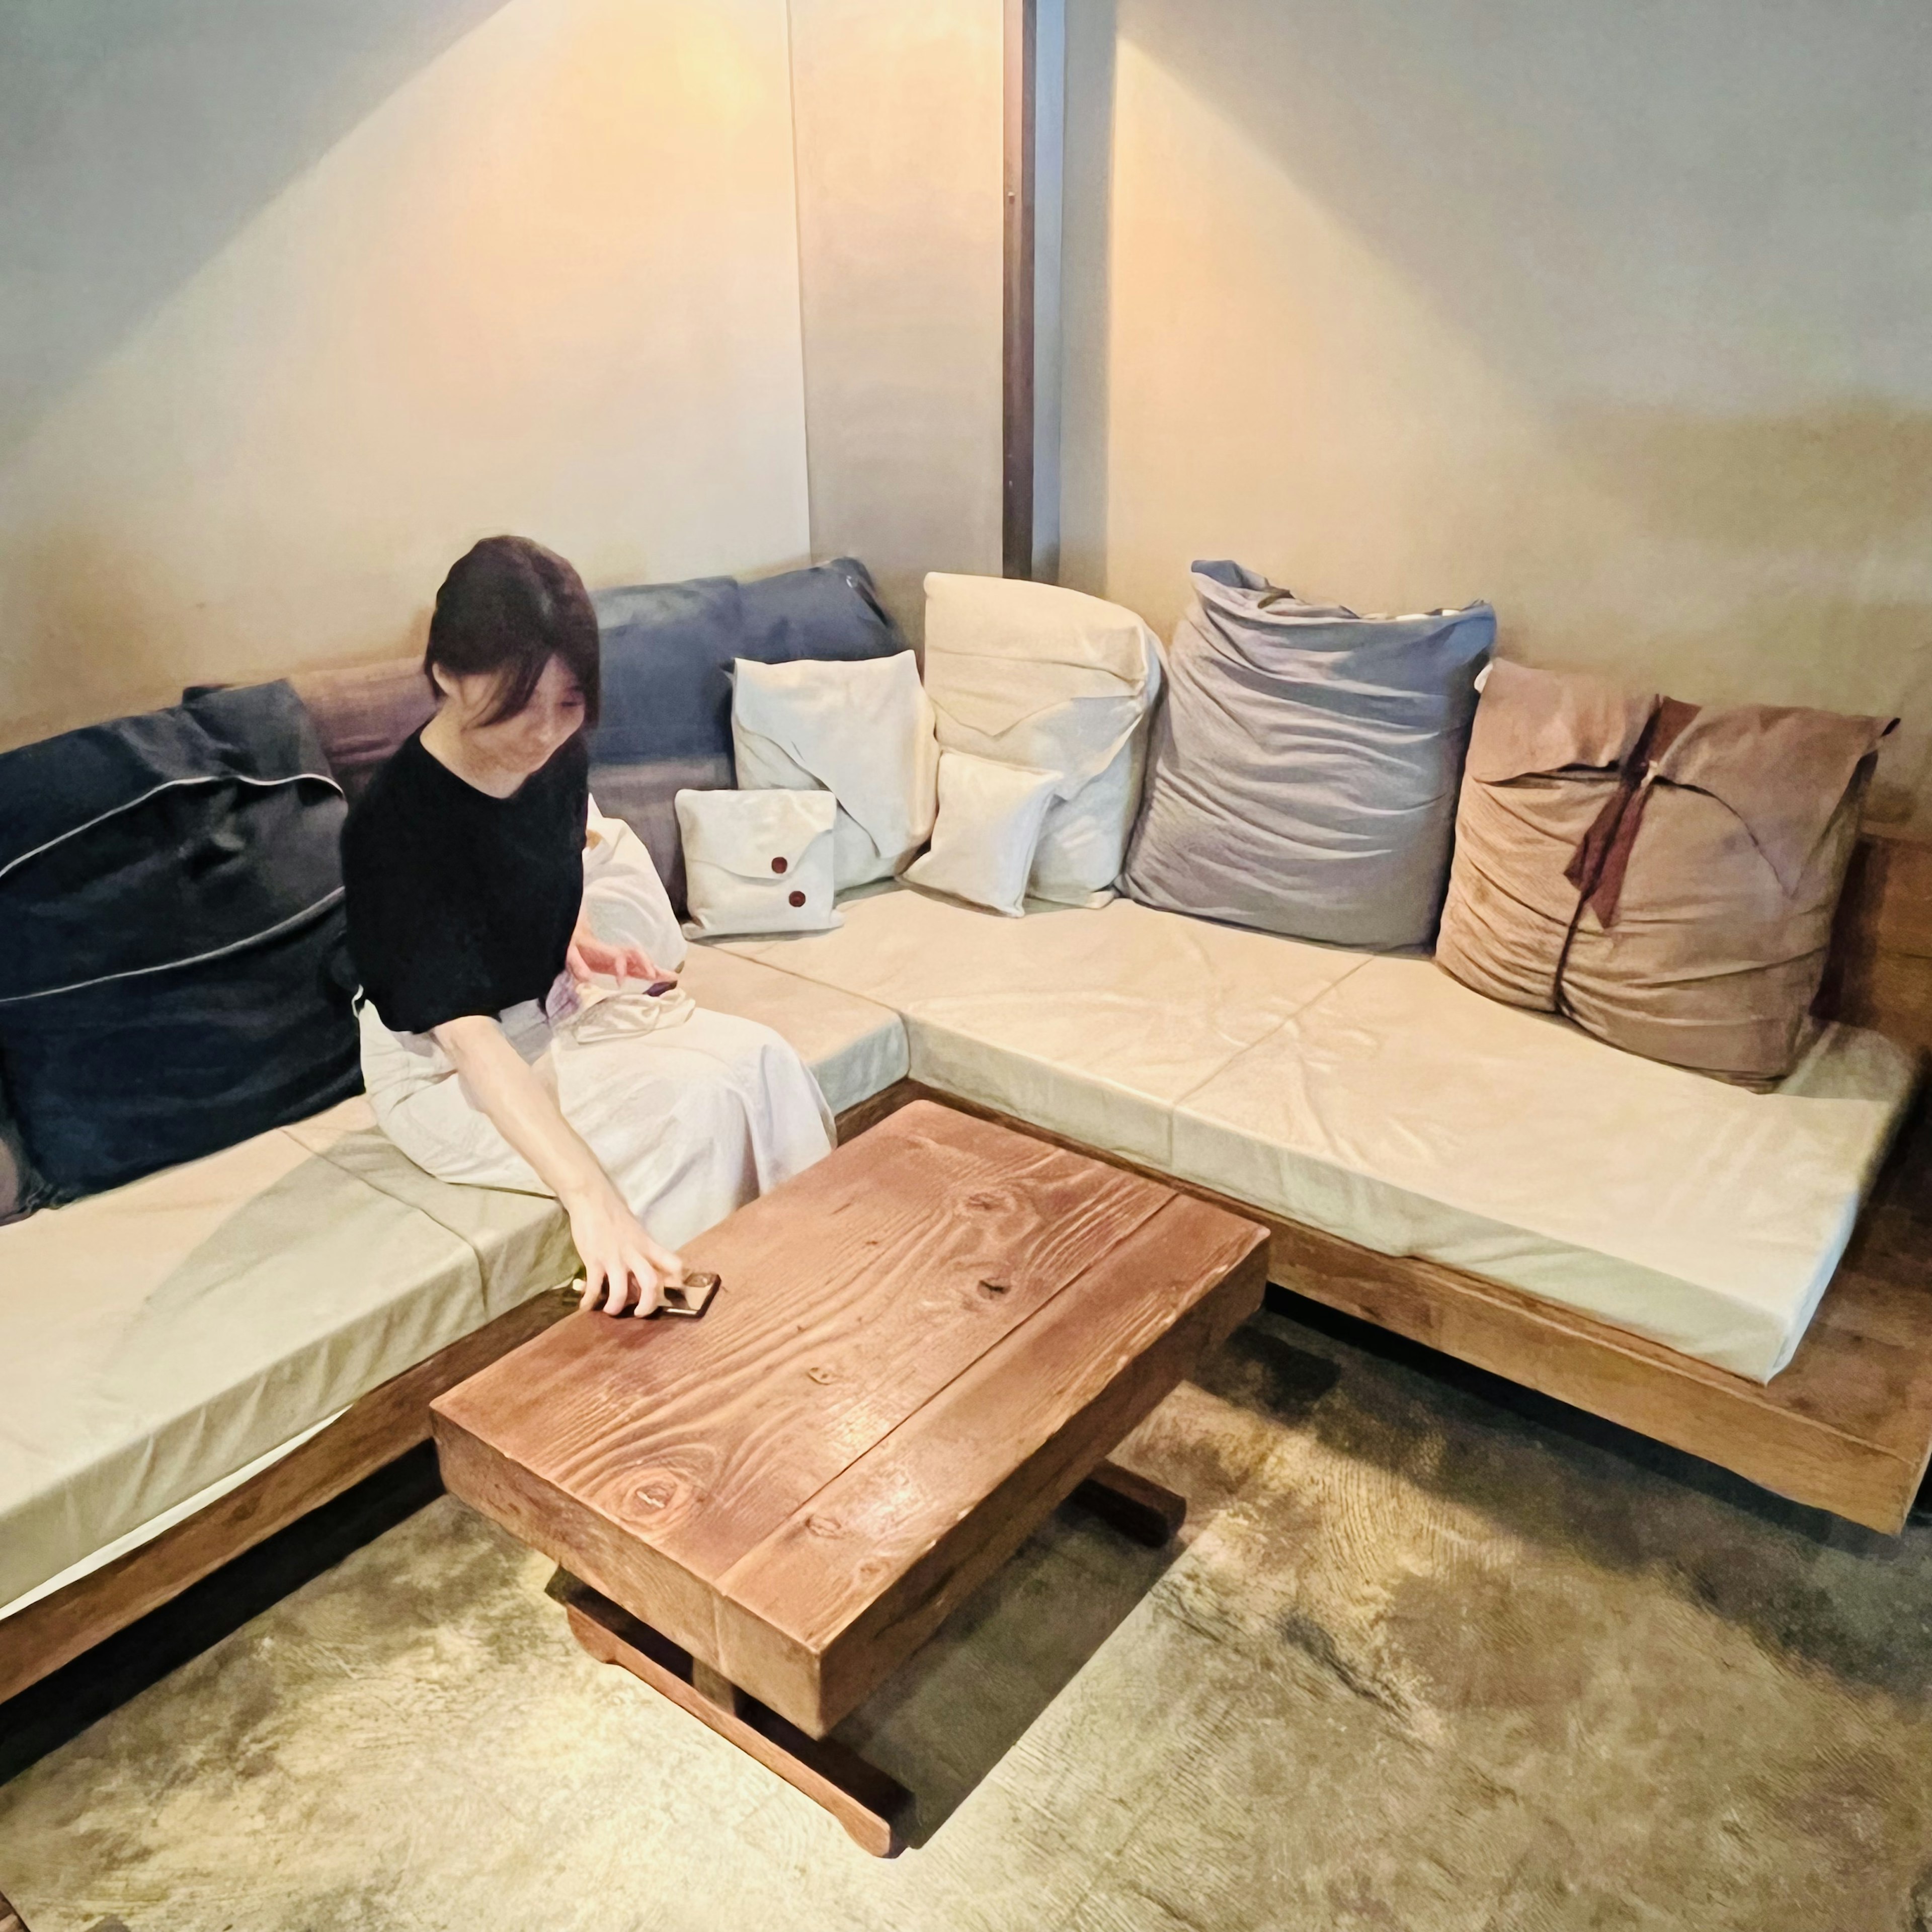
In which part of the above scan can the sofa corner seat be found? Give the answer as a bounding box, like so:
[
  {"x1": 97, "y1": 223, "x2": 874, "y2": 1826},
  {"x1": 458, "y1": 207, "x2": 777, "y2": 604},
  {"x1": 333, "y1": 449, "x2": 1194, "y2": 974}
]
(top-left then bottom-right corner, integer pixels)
[{"x1": 714, "y1": 885, "x2": 1916, "y2": 1386}]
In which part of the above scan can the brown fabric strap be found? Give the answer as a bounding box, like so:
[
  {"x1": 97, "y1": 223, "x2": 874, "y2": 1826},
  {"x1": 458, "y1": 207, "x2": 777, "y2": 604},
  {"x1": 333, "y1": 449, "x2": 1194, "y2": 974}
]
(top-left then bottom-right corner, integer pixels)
[{"x1": 1550, "y1": 695, "x2": 1700, "y2": 1015}]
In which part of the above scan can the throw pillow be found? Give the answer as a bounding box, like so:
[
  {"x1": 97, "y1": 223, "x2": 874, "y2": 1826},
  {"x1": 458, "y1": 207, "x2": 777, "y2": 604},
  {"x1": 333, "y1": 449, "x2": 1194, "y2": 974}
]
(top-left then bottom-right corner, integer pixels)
[
  {"x1": 0, "y1": 683, "x2": 360, "y2": 1199},
  {"x1": 1122, "y1": 560, "x2": 1494, "y2": 948},
  {"x1": 677, "y1": 788, "x2": 841, "y2": 937},
  {"x1": 582, "y1": 799, "x2": 689, "y2": 973},
  {"x1": 903, "y1": 750, "x2": 1059, "y2": 918},
  {"x1": 731, "y1": 653, "x2": 939, "y2": 888},
  {"x1": 921, "y1": 573, "x2": 1164, "y2": 907},
  {"x1": 1436, "y1": 659, "x2": 1896, "y2": 1085}
]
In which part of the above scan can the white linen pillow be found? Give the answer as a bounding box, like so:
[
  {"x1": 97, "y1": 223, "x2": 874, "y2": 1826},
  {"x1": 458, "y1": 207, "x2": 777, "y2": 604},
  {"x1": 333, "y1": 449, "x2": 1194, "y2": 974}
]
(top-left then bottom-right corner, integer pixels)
[
  {"x1": 731, "y1": 654, "x2": 939, "y2": 889},
  {"x1": 903, "y1": 750, "x2": 1058, "y2": 918},
  {"x1": 921, "y1": 574, "x2": 1164, "y2": 908},
  {"x1": 676, "y1": 788, "x2": 841, "y2": 937}
]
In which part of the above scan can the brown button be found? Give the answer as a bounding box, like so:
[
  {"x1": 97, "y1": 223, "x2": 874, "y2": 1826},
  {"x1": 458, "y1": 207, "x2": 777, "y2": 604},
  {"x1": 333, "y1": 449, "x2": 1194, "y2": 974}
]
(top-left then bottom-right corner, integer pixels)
[
  {"x1": 788, "y1": 890, "x2": 806, "y2": 908},
  {"x1": 770, "y1": 855, "x2": 788, "y2": 874}
]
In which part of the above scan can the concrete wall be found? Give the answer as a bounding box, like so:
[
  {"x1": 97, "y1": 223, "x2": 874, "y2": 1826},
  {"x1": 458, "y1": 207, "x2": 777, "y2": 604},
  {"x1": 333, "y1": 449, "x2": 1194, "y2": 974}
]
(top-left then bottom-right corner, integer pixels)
[
  {"x1": 0, "y1": 0, "x2": 812, "y2": 750},
  {"x1": 1061, "y1": 0, "x2": 1932, "y2": 825},
  {"x1": 786, "y1": 0, "x2": 1006, "y2": 643}
]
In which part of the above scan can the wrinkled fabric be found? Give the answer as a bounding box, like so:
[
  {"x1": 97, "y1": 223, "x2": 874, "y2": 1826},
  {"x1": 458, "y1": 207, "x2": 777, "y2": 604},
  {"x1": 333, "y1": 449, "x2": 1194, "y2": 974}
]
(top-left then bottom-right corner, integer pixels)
[
  {"x1": 1123, "y1": 562, "x2": 1494, "y2": 948},
  {"x1": 903, "y1": 750, "x2": 1060, "y2": 916},
  {"x1": 730, "y1": 652, "x2": 939, "y2": 886},
  {"x1": 580, "y1": 799, "x2": 688, "y2": 972},
  {"x1": 359, "y1": 1001, "x2": 833, "y2": 1254},
  {"x1": 1437, "y1": 660, "x2": 1896, "y2": 1084},
  {"x1": 922, "y1": 573, "x2": 1164, "y2": 906}
]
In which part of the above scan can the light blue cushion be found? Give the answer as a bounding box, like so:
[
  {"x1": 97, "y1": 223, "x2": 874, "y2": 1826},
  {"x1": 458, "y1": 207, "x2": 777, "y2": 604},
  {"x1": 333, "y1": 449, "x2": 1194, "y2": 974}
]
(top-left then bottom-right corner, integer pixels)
[{"x1": 1123, "y1": 560, "x2": 1494, "y2": 949}]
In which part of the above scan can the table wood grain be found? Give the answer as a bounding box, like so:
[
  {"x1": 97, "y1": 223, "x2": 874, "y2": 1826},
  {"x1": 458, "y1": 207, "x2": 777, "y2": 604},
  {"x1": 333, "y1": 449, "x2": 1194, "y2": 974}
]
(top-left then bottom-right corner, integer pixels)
[{"x1": 434, "y1": 1100, "x2": 1267, "y2": 1735}]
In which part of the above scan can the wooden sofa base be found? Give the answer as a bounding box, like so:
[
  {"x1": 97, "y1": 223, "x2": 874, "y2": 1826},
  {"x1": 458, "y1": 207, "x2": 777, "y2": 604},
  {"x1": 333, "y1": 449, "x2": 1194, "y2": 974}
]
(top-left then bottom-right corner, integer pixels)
[
  {"x1": 0, "y1": 1292, "x2": 575, "y2": 1708},
  {"x1": 845, "y1": 1081, "x2": 1932, "y2": 1538}
]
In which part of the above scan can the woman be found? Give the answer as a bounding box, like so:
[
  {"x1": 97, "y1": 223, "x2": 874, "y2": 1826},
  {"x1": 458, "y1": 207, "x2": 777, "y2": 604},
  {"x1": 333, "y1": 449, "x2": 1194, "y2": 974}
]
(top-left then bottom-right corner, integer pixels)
[{"x1": 341, "y1": 535, "x2": 833, "y2": 1316}]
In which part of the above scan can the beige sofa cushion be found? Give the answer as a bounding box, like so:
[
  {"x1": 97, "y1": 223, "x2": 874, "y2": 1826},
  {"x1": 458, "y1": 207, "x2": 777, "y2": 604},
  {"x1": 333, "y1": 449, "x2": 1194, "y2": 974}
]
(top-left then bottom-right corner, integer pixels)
[
  {"x1": 1169, "y1": 955, "x2": 1916, "y2": 1381},
  {"x1": 0, "y1": 1100, "x2": 575, "y2": 1610}
]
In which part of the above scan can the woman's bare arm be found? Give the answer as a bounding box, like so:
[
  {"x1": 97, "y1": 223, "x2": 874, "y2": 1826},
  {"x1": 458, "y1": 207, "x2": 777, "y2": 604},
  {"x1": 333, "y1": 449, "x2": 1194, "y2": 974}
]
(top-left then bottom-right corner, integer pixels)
[{"x1": 432, "y1": 1013, "x2": 683, "y2": 1315}]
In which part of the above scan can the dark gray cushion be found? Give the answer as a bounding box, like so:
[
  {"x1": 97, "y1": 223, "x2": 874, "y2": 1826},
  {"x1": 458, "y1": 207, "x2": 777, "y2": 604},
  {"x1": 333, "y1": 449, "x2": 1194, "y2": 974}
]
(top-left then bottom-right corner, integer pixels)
[
  {"x1": 1123, "y1": 561, "x2": 1494, "y2": 949},
  {"x1": 589, "y1": 555, "x2": 904, "y2": 765},
  {"x1": 0, "y1": 684, "x2": 360, "y2": 1199}
]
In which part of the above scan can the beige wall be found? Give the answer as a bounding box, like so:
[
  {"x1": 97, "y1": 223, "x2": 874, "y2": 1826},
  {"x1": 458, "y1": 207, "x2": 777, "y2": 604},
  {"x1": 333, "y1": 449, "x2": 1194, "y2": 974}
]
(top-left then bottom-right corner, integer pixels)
[
  {"x1": 786, "y1": 0, "x2": 1006, "y2": 643},
  {"x1": 1062, "y1": 1, "x2": 1932, "y2": 826},
  {"x1": 0, "y1": 0, "x2": 812, "y2": 751}
]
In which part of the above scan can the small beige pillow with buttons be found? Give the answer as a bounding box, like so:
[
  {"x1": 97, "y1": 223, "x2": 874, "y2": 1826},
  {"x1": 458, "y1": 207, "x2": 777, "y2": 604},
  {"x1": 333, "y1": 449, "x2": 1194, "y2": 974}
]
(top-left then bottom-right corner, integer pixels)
[{"x1": 675, "y1": 788, "x2": 842, "y2": 937}]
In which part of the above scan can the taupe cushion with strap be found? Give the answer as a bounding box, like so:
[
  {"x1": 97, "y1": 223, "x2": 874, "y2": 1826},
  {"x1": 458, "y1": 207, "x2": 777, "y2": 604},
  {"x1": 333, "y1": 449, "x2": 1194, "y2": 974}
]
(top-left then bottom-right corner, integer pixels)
[{"x1": 1437, "y1": 660, "x2": 1895, "y2": 1084}]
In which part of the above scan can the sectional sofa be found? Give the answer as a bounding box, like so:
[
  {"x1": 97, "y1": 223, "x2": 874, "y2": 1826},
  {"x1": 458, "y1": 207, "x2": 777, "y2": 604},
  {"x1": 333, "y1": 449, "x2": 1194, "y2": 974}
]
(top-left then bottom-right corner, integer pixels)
[{"x1": 3, "y1": 628, "x2": 1929, "y2": 1715}]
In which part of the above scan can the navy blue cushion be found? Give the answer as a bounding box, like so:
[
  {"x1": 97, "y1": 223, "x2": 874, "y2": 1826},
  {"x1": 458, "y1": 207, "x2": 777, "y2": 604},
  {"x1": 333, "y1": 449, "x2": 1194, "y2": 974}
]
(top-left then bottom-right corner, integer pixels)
[
  {"x1": 0, "y1": 683, "x2": 360, "y2": 1200},
  {"x1": 589, "y1": 556, "x2": 905, "y2": 766}
]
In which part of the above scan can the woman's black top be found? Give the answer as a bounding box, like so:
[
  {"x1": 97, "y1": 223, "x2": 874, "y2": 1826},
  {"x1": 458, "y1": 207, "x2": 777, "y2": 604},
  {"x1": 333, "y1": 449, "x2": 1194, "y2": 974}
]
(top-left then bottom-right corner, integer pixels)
[{"x1": 342, "y1": 730, "x2": 588, "y2": 1034}]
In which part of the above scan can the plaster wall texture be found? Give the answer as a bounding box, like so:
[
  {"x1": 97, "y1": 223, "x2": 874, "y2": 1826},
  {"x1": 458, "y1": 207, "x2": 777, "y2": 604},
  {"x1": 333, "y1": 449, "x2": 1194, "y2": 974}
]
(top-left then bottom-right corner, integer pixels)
[
  {"x1": 0, "y1": 0, "x2": 813, "y2": 752},
  {"x1": 1060, "y1": 0, "x2": 1932, "y2": 828},
  {"x1": 785, "y1": 0, "x2": 1007, "y2": 644}
]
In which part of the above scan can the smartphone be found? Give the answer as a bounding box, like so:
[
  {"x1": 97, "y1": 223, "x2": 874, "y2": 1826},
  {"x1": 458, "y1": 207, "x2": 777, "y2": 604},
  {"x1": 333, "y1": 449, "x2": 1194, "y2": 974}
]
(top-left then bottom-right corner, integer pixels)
[{"x1": 657, "y1": 1270, "x2": 720, "y2": 1319}]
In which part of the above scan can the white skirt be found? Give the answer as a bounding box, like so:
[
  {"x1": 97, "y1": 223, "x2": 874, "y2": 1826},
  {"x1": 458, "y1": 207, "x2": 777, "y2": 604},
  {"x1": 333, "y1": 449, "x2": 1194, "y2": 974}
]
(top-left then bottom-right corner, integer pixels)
[{"x1": 358, "y1": 993, "x2": 835, "y2": 1252}]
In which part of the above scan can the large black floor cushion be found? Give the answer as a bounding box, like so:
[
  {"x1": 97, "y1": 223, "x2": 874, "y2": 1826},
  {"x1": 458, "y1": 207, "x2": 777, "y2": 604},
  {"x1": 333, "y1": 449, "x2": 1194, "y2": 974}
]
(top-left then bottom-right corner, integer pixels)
[{"x1": 0, "y1": 683, "x2": 360, "y2": 1202}]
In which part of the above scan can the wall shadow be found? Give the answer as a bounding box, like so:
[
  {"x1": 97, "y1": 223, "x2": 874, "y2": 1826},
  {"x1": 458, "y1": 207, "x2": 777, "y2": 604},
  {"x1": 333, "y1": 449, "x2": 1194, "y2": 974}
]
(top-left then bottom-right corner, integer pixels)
[{"x1": 0, "y1": 0, "x2": 513, "y2": 458}]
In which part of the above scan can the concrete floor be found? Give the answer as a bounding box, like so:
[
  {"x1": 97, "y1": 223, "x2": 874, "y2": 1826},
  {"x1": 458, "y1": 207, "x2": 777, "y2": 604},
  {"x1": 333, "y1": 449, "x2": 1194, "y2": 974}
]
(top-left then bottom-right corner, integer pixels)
[{"x1": 5, "y1": 1301, "x2": 1932, "y2": 1932}]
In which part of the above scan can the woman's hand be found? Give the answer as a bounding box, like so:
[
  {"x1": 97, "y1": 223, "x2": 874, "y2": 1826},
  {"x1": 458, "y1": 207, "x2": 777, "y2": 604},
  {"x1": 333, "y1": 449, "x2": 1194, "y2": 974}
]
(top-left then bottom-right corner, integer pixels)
[
  {"x1": 431, "y1": 1014, "x2": 683, "y2": 1318},
  {"x1": 564, "y1": 1181, "x2": 687, "y2": 1318},
  {"x1": 567, "y1": 925, "x2": 675, "y2": 991}
]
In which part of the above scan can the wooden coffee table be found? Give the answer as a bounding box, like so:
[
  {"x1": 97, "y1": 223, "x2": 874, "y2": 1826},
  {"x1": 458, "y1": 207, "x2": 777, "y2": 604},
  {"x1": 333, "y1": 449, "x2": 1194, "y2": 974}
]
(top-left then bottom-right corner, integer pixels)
[{"x1": 431, "y1": 1099, "x2": 1267, "y2": 1854}]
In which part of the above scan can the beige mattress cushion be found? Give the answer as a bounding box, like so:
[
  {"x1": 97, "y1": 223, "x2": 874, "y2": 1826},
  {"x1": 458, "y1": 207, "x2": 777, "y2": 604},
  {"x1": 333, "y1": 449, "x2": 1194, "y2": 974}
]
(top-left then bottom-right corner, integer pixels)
[
  {"x1": 1170, "y1": 955, "x2": 1917, "y2": 1381},
  {"x1": 0, "y1": 957, "x2": 906, "y2": 1610},
  {"x1": 721, "y1": 884, "x2": 1376, "y2": 1164},
  {"x1": 0, "y1": 1099, "x2": 575, "y2": 1609}
]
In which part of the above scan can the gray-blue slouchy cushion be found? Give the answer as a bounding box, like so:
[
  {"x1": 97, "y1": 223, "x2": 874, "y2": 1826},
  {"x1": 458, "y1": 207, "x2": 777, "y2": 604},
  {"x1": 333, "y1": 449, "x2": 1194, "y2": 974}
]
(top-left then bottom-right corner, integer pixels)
[{"x1": 1122, "y1": 561, "x2": 1494, "y2": 948}]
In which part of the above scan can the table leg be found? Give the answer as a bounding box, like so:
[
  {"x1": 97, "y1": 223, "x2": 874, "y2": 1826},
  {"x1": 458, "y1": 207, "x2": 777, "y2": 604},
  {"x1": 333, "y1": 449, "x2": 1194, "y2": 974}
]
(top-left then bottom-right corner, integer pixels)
[
  {"x1": 549, "y1": 1571, "x2": 912, "y2": 1857},
  {"x1": 1070, "y1": 1458, "x2": 1188, "y2": 1547}
]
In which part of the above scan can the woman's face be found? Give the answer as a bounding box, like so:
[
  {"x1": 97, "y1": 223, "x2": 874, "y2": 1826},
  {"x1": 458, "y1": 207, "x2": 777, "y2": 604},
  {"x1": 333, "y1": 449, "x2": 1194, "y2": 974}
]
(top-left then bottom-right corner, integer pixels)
[{"x1": 435, "y1": 653, "x2": 587, "y2": 777}]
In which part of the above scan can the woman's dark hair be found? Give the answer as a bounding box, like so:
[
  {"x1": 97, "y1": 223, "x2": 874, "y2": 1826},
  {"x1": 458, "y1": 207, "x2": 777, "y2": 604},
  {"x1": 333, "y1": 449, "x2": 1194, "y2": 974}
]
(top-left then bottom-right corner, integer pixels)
[{"x1": 424, "y1": 535, "x2": 601, "y2": 728}]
